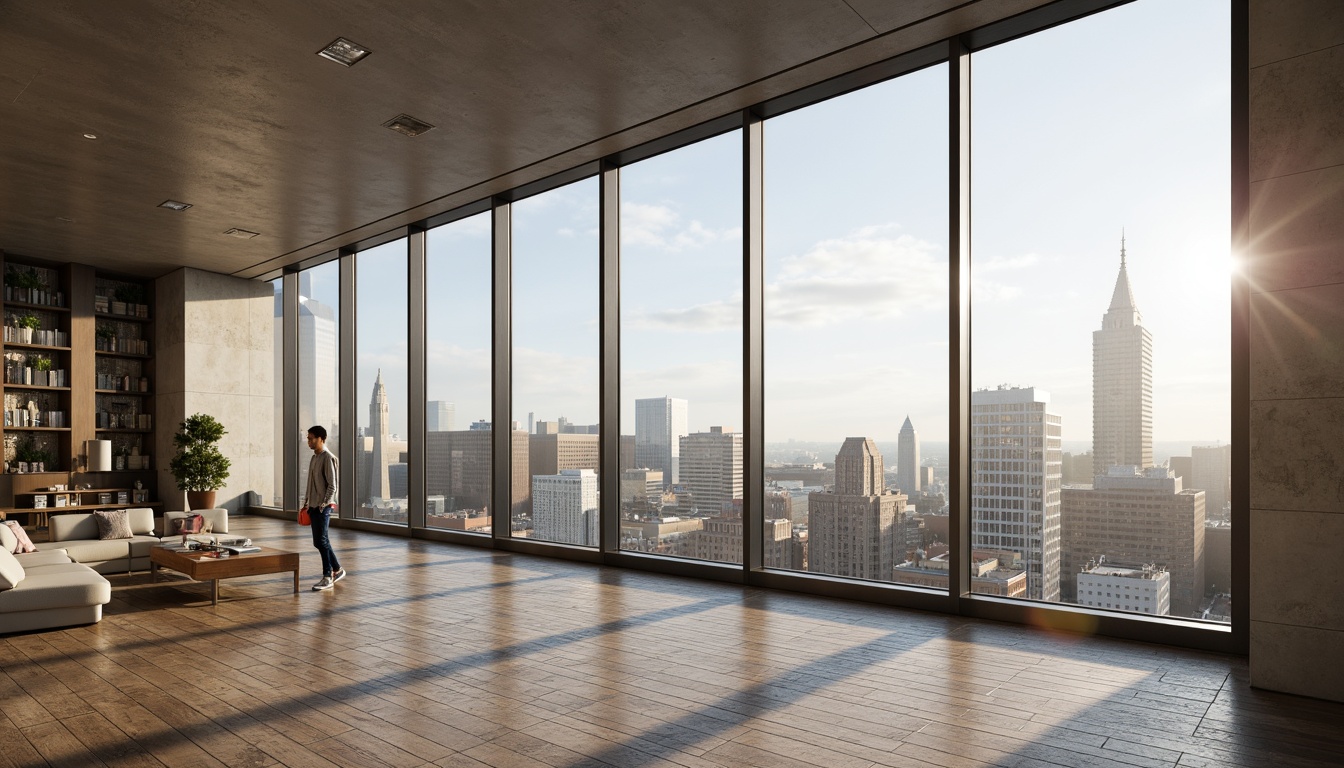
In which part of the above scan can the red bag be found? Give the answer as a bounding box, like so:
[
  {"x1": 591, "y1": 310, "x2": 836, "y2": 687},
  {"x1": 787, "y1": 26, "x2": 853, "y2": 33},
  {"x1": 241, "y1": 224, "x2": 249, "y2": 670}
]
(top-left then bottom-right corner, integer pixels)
[{"x1": 298, "y1": 506, "x2": 311, "y2": 526}]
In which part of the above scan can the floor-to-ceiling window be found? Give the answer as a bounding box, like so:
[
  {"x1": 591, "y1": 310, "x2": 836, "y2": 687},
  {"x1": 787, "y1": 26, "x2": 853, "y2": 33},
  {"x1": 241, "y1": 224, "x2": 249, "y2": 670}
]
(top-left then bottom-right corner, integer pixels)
[
  {"x1": 271, "y1": 277, "x2": 283, "y2": 507},
  {"x1": 355, "y1": 238, "x2": 409, "y2": 524},
  {"x1": 763, "y1": 66, "x2": 949, "y2": 587},
  {"x1": 272, "y1": 0, "x2": 1239, "y2": 647},
  {"x1": 298, "y1": 261, "x2": 340, "y2": 503},
  {"x1": 511, "y1": 178, "x2": 600, "y2": 545},
  {"x1": 970, "y1": 0, "x2": 1231, "y2": 621},
  {"x1": 618, "y1": 131, "x2": 744, "y2": 562},
  {"x1": 426, "y1": 212, "x2": 493, "y2": 534}
]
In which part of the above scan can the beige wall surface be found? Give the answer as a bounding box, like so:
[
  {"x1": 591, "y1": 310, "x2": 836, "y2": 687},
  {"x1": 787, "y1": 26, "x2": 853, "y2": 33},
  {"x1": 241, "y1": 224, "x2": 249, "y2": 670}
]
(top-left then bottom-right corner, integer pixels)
[
  {"x1": 156, "y1": 269, "x2": 275, "y2": 513},
  {"x1": 1248, "y1": 0, "x2": 1344, "y2": 702}
]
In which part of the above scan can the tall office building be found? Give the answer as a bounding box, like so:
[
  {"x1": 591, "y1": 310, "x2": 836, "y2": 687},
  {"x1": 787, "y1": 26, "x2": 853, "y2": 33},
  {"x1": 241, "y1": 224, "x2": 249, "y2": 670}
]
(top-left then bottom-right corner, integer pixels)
[
  {"x1": 897, "y1": 415, "x2": 921, "y2": 495},
  {"x1": 425, "y1": 429, "x2": 531, "y2": 517},
  {"x1": 1093, "y1": 238, "x2": 1153, "y2": 472},
  {"x1": 678, "y1": 427, "x2": 743, "y2": 515},
  {"x1": 532, "y1": 469, "x2": 599, "y2": 546},
  {"x1": 808, "y1": 438, "x2": 906, "y2": 581},
  {"x1": 635, "y1": 396, "x2": 688, "y2": 486},
  {"x1": 1061, "y1": 466, "x2": 1205, "y2": 616},
  {"x1": 297, "y1": 273, "x2": 339, "y2": 493},
  {"x1": 529, "y1": 432, "x2": 600, "y2": 477},
  {"x1": 365, "y1": 369, "x2": 394, "y2": 501},
  {"x1": 1190, "y1": 444, "x2": 1231, "y2": 520},
  {"x1": 427, "y1": 400, "x2": 455, "y2": 432},
  {"x1": 971, "y1": 386, "x2": 1063, "y2": 602}
]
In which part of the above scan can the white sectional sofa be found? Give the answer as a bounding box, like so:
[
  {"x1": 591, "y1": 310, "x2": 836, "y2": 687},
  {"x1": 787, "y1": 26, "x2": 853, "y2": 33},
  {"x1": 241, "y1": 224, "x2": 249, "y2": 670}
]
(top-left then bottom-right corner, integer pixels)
[
  {"x1": 48, "y1": 508, "x2": 161, "y2": 574},
  {"x1": 0, "y1": 532, "x2": 111, "y2": 634},
  {"x1": 0, "y1": 507, "x2": 233, "y2": 633}
]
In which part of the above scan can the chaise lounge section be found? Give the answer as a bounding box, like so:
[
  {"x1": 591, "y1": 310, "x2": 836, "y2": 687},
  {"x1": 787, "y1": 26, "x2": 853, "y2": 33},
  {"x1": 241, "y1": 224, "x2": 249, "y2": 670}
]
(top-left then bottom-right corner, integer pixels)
[{"x1": 0, "y1": 527, "x2": 111, "y2": 634}]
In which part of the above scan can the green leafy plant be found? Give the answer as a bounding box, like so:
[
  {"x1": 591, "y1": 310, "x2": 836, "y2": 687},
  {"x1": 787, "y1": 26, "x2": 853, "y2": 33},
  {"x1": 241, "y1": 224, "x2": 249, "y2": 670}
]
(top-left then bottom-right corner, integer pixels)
[
  {"x1": 169, "y1": 413, "x2": 231, "y2": 492},
  {"x1": 32, "y1": 356, "x2": 52, "y2": 372},
  {"x1": 5, "y1": 268, "x2": 44, "y2": 291},
  {"x1": 113, "y1": 284, "x2": 145, "y2": 304},
  {"x1": 14, "y1": 434, "x2": 51, "y2": 466},
  {"x1": 15, "y1": 313, "x2": 40, "y2": 330}
]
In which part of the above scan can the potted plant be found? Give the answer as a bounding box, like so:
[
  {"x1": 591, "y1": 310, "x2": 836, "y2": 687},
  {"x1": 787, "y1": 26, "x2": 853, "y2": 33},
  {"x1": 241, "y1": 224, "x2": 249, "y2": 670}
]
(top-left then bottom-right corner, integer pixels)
[
  {"x1": 32, "y1": 355, "x2": 51, "y2": 387},
  {"x1": 14, "y1": 434, "x2": 51, "y2": 473},
  {"x1": 14, "y1": 313, "x2": 39, "y2": 344},
  {"x1": 5, "y1": 268, "x2": 44, "y2": 303},
  {"x1": 169, "y1": 413, "x2": 231, "y2": 510}
]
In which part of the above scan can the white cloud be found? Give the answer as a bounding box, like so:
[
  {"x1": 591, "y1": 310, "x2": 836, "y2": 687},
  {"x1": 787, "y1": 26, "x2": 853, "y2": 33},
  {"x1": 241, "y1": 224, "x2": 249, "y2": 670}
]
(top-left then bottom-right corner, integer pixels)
[
  {"x1": 970, "y1": 251, "x2": 1043, "y2": 304},
  {"x1": 629, "y1": 294, "x2": 742, "y2": 332},
  {"x1": 766, "y1": 223, "x2": 946, "y2": 327},
  {"x1": 621, "y1": 201, "x2": 739, "y2": 252}
]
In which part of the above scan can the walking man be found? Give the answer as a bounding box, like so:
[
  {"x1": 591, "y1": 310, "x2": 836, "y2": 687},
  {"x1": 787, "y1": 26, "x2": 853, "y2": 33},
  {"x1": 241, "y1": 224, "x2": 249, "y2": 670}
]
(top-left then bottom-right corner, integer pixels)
[{"x1": 302, "y1": 425, "x2": 346, "y2": 591}]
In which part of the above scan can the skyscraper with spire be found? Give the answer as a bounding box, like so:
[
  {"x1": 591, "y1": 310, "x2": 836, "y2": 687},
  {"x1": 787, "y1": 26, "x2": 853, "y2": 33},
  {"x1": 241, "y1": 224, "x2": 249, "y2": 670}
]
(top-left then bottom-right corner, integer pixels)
[
  {"x1": 366, "y1": 369, "x2": 393, "y2": 500},
  {"x1": 897, "y1": 416, "x2": 920, "y2": 495},
  {"x1": 1092, "y1": 237, "x2": 1153, "y2": 472}
]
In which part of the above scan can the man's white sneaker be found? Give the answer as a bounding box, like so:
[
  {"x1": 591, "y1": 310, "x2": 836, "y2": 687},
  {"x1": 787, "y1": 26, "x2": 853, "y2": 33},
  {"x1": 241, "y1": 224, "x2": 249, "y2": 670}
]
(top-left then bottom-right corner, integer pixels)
[
  {"x1": 332, "y1": 568, "x2": 347, "y2": 583},
  {"x1": 312, "y1": 575, "x2": 334, "y2": 591}
]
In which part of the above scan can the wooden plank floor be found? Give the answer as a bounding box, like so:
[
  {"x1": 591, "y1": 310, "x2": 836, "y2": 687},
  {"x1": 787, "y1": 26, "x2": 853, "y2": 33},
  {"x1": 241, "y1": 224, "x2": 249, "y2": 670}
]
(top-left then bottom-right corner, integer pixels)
[{"x1": 4, "y1": 516, "x2": 1343, "y2": 768}]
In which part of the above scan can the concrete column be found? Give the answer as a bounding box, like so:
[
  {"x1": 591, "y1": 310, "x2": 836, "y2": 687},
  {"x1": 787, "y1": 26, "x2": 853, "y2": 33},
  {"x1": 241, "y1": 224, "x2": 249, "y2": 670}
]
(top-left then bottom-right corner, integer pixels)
[
  {"x1": 1248, "y1": 0, "x2": 1344, "y2": 701},
  {"x1": 156, "y1": 268, "x2": 274, "y2": 513}
]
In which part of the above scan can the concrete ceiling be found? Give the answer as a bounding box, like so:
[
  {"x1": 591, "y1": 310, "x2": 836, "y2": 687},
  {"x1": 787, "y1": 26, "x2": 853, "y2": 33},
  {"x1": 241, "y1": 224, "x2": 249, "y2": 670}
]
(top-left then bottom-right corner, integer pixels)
[{"x1": 0, "y1": 0, "x2": 1048, "y2": 280}]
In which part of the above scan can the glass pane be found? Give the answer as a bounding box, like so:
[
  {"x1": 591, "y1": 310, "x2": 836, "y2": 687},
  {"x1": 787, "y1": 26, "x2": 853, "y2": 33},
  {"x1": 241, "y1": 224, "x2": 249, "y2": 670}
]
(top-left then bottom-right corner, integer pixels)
[
  {"x1": 970, "y1": 0, "x2": 1230, "y2": 620},
  {"x1": 512, "y1": 178, "x2": 600, "y2": 545},
  {"x1": 272, "y1": 278, "x2": 283, "y2": 507},
  {"x1": 426, "y1": 212, "x2": 493, "y2": 533},
  {"x1": 764, "y1": 67, "x2": 949, "y2": 586},
  {"x1": 298, "y1": 262, "x2": 340, "y2": 503},
  {"x1": 619, "y1": 131, "x2": 742, "y2": 562},
  {"x1": 355, "y1": 239, "x2": 409, "y2": 523}
]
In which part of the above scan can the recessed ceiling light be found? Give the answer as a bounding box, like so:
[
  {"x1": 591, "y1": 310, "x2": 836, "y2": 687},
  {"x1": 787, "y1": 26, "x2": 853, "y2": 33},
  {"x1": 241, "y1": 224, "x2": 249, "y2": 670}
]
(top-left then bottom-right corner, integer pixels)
[
  {"x1": 223, "y1": 228, "x2": 260, "y2": 239},
  {"x1": 382, "y1": 114, "x2": 435, "y2": 137},
  {"x1": 83, "y1": 133, "x2": 98, "y2": 140},
  {"x1": 317, "y1": 37, "x2": 371, "y2": 67},
  {"x1": 158, "y1": 200, "x2": 192, "y2": 212}
]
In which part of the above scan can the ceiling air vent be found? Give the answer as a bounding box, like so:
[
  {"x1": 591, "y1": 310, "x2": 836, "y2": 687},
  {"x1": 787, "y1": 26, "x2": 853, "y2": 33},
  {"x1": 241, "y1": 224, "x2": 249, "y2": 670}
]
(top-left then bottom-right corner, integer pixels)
[
  {"x1": 383, "y1": 114, "x2": 434, "y2": 137},
  {"x1": 223, "y1": 228, "x2": 260, "y2": 239},
  {"x1": 318, "y1": 37, "x2": 371, "y2": 67},
  {"x1": 158, "y1": 200, "x2": 192, "y2": 211}
]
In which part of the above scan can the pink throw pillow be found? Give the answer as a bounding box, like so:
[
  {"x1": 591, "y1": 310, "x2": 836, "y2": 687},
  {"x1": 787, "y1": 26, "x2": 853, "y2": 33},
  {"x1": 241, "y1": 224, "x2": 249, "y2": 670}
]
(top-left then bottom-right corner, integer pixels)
[{"x1": 4, "y1": 521, "x2": 37, "y2": 553}]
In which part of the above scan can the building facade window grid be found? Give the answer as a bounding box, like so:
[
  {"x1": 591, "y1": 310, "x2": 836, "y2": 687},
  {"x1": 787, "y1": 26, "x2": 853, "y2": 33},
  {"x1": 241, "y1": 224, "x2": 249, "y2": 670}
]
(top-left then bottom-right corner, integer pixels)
[{"x1": 278, "y1": 0, "x2": 1235, "y2": 646}]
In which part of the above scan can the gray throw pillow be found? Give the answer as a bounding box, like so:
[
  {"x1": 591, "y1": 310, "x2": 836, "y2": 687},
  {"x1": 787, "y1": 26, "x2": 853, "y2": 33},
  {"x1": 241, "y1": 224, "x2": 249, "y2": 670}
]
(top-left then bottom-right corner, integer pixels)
[{"x1": 94, "y1": 509, "x2": 133, "y2": 540}]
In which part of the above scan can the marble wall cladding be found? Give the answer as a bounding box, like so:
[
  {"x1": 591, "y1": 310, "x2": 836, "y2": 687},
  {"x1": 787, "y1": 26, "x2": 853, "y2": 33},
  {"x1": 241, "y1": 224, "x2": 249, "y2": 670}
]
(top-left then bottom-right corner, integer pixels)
[
  {"x1": 154, "y1": 269, "x2": 187, "y2": 349},
  {"x1": 1250, "y1": 284, "x2": 1344, "y2": 400},
  {"x1": 1248, "y1": 0, "x2": 1344, "y2": 702},
  {"x1": 1249, "y1": 398, "x2": 1344, "y2": 514},
  {"x1": 1249, "y1": 43, "x2": 1344, "y2": 183},
  {"x1": 1250, "y1": 0, "x2": 1344, "y2": 67},
  {"x1": 157, "y1": 269, "x2": 276, "y2": 512},
  {"x1": 1248, "y1": 166, "x2": 1344, "y2": 293},
  {"x1": 155, "y1": 389, "x2": 186, "y2": 510},
  {"x1": 1250, "y1": 621, "x2": 1344, "y2": 701},
  {"x1": 1251, "y1": 508, "x2": 1344, "y2": 631}
]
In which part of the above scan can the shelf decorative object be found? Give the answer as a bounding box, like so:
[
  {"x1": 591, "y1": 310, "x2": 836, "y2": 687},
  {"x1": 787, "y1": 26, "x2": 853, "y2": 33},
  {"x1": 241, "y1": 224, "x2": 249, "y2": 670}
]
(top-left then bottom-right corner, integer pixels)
[{"x1": 3, "y1": 266, "x2": 63, "y2": 307}]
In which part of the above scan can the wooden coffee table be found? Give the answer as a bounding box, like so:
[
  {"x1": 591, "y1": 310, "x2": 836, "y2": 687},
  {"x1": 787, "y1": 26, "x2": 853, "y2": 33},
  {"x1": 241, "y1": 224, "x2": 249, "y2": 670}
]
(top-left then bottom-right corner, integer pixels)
[{"x1": 150, "y1": 545, "x2": 300, "y2": 605}]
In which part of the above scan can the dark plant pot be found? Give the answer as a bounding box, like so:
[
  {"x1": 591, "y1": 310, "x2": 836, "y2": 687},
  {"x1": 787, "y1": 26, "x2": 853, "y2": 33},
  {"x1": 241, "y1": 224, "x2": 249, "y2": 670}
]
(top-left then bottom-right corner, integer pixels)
[{"x1": 187, "y1": 491, "x2": 217, "y2": 510}]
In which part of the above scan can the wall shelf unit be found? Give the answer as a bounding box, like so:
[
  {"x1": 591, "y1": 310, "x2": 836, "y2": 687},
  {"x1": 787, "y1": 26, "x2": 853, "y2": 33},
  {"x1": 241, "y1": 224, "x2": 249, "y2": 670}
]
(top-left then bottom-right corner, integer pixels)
[{"x1": 0, "y1": 252, "x2": 159, "y2": 524}]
